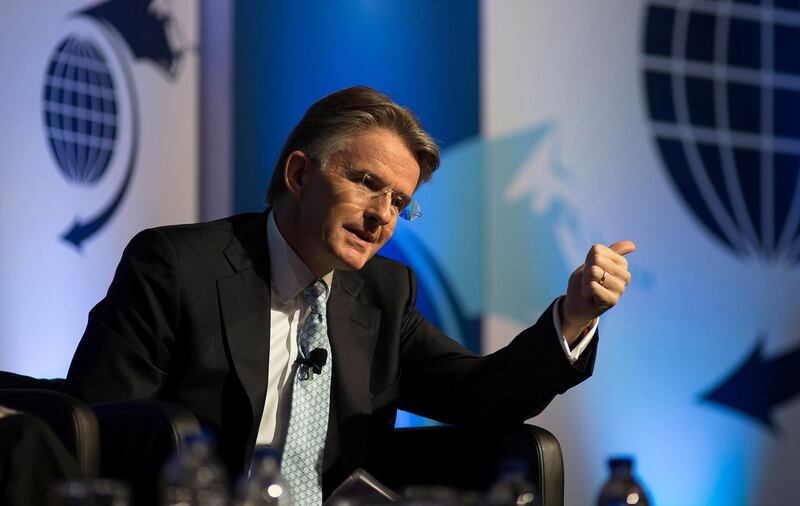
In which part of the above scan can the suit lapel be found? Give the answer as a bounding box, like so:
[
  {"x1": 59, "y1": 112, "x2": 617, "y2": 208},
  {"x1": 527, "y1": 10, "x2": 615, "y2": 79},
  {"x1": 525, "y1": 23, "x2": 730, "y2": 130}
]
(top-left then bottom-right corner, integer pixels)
[
  {"x1": 215, "y1": 212, "x2": 383, "y2": 472},
  {"x1": 218, "y1": 213, "x2": 271, "y2": 427},
  {"x1": 323, "y1": 270, "x2": 380, "y2": 468}
]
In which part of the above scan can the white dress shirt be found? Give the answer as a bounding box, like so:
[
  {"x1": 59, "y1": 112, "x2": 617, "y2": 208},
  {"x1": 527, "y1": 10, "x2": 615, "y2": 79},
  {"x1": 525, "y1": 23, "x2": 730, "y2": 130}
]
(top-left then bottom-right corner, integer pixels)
[
  {"x1": 552, "y1": 298, "x2": 597, "y2": 363},
  {"x1": 256, "y1": 212, "x2": 333, "y2": 446},
  {"x1": 255, "y1": 212, "x2": 596, "y2": 446}
]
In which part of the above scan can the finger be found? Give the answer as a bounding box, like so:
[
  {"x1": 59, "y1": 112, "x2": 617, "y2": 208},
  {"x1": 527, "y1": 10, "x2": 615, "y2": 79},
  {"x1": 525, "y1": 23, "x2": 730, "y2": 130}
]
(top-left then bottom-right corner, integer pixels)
[
  {"x1": 609, "y1": 240, "x2": 636, "y2": 256},
  {"x1": 581, "y1": 281, "x2": 620, "y2": 313},
  {"x1": 599, "y1": 271, "x2": 627, "y2": 294},
  {"x1": 582, "y1": 264, "x2": 605, "y2": 286},
  {"x1": 582, "y1": 264, "x2": 628, "y2": 295},
  {"x1": 586, "y1": 243, "x2": 629, "y2": 271},
  {"x1": 588, "y1": 255, "x2": 632, "y2": 286}
]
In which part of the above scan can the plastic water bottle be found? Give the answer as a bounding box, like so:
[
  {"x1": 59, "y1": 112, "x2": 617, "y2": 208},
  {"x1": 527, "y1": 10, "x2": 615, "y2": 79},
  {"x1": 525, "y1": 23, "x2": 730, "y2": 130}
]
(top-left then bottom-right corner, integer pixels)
[
  {"x1": 596, "y1": 456, "x2": 651, "y2": 506},
  {"x1": 234, "y1": 447, "x2": 292, "y2": 506},
  {"x1": 486, "y1": 459, "x2": 538, "y2": 506},
  {"x1": 160, "y1": 432, "x2": 229, "y2": 506}
]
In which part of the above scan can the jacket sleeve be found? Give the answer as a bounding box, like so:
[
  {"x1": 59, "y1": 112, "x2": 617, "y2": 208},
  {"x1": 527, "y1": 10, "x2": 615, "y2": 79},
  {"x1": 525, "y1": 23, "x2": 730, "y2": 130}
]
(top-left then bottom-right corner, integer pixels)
[
  {"x1": 396, "y1": 264, "x2": 597, "y2": 425},
  {"x1": 65, "y1": 228, "x2": 179, "y2": 402}
]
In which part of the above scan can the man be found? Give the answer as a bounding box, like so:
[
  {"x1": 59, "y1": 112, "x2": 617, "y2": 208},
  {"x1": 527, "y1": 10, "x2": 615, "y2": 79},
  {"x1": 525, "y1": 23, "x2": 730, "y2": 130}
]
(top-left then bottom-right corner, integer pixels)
[{"x1": 66, "y1": 86, "x2": 634, "y2": 503}]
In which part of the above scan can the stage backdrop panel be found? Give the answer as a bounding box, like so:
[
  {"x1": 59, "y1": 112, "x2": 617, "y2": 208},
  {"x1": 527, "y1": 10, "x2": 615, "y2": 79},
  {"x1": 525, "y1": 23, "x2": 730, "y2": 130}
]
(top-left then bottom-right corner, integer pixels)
[
  {"x1": 224, "y1": 1, "x2": 799, "y2": 504},
  {"x1": 0, "y1": 0, "x2": 199, "y2": 377},
  {"x1": 483, "y1": 1, "x2": 800, "y2": 505},
  {"x1": 231, "y1": 0, "x2": 481, "y2": 428}
]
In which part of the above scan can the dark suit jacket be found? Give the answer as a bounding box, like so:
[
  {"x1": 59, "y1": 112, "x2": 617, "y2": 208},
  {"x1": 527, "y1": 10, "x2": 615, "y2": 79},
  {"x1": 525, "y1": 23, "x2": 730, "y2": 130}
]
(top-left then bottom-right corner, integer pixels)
[{"x1": 66, "y1": 212, "x2": 596, "y2": 493}]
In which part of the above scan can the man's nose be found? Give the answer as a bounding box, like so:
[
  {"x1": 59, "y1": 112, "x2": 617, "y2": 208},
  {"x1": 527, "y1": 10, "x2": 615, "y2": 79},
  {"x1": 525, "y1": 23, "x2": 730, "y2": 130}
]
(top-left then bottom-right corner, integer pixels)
[{"x1": 365, "y1": 192, "x2": 393, "y2": 225}]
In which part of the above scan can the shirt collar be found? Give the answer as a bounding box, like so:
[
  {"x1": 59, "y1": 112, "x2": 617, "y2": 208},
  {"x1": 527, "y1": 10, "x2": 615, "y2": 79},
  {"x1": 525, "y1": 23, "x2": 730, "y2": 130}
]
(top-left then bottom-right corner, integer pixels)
[{"x1": 266, "y1": 210, "x2": 334, "y2": 305}]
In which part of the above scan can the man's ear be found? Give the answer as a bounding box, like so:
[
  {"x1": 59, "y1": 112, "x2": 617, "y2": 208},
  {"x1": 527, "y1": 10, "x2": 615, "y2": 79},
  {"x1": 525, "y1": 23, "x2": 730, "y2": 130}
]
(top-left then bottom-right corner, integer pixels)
[{"x1": 284, "y1": 151, "x2": 312, "y2": 200}]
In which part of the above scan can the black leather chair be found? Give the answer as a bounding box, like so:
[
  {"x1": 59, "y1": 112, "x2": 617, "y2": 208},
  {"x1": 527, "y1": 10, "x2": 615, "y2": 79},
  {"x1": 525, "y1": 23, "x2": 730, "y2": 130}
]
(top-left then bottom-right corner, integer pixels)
[
  {"x1": 92, "y1": 399, "x2": 200, "y2": 506},
  {"x1": 0, "y1": 387, "x2": 101, "y2": 479},
  {"x1": 377, "y1": 424, "x2": 564, "y2": 506},
  {"x1": 1, "y1": 371, "x2": 564, "y2": 506},
  {"x1": 0, "y1": 371, "x2": 200, "y2": 506}
]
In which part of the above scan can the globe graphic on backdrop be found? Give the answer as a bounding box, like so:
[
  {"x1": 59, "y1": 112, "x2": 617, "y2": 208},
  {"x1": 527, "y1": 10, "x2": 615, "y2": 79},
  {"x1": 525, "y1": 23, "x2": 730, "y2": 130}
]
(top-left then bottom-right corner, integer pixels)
[
  {"x1": 642, "y1": 1, "x2": 800, "y2": 262},
  {"x1": 43, "y1": 35, "x2": 118, "y2": 185}
]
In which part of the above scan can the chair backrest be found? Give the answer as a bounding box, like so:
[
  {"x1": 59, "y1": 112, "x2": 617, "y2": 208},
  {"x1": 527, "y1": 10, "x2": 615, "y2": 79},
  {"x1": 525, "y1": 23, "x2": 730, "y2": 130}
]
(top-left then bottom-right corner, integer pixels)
[
  {"x1": 92, "y1": 399, "x2": 202, "y2": 506},
  {"x1": 375, "y1": 424, "x2": 565, "y2": 506},
  {"x1": 0, "y1": 388, "x2": 100, "y2": 478},
  {"x1": 0, "y1": 371, "x2": 204, "y2": 506}
]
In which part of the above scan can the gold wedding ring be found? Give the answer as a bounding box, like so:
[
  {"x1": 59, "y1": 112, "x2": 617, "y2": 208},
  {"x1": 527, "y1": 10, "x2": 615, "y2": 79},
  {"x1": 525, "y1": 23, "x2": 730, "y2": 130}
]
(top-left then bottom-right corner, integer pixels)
[{"x1": 600, "y1": 269, "x2": 607, "y2": 285}]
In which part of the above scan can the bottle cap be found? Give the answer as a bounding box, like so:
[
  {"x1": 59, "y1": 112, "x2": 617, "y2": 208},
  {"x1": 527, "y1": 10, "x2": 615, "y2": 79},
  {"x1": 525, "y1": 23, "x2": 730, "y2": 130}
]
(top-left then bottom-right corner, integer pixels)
[{"x1": 608, "y1": 456, "x2": 634, "y2": 471}]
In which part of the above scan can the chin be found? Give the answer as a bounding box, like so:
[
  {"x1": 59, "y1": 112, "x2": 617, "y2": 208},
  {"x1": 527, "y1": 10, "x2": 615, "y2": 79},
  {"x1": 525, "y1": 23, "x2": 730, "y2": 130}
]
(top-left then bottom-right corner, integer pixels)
[
  {"x1": 339, "y1": 255, "x2": 370, "y2": 271},
  {"x1": 334, "y1": 247, "x2": 375, "y2": 272},
  {"x1": 330, "y1": 235, "x2": 378, "y2": 271}
]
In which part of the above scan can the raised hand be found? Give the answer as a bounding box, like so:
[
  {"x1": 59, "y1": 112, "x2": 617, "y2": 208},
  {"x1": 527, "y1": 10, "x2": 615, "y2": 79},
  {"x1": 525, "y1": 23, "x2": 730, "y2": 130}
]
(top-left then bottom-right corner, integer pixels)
[{"x1": 560, "y1": 241, "x2": 636, "y2": 344}]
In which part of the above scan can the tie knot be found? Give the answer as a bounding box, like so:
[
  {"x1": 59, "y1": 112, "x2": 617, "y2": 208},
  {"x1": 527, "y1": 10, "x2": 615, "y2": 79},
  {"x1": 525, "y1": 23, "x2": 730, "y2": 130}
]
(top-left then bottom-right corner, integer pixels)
[{"x1": 302, "y1": 280, "x2": 327, "y2": 313}]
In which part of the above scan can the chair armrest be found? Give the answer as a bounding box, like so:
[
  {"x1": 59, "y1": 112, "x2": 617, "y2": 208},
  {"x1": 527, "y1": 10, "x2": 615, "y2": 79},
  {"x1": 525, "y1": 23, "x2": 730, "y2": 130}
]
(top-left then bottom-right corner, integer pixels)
[
  {"x1": 91, "y1": 400, "x2": 201, "y2": 506},
  {"x1": 376, "y1": 424, "x2": 564, "y2": 506},
  {"x1": 0, "y1": 388, "x2": 100, "y2": 478},
  {"x1": 92, "y1": 399, "x2": 201, "y2": 455},
  {"x1": 520, "y1": 424, "x2": 564, "y2": 506}
]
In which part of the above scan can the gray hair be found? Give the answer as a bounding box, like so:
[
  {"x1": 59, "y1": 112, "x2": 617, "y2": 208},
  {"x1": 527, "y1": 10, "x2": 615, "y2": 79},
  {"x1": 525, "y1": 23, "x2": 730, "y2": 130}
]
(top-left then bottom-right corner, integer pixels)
[{"x1": 265, "y1": 86, "x2": 440, "y2": 205}]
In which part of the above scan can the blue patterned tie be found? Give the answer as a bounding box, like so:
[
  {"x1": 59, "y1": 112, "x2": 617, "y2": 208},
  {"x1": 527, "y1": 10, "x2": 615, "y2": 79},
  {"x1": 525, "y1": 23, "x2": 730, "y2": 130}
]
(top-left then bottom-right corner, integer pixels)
[{"x1": 281, "y1": 280, "x2": 332, "y2": 505}]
